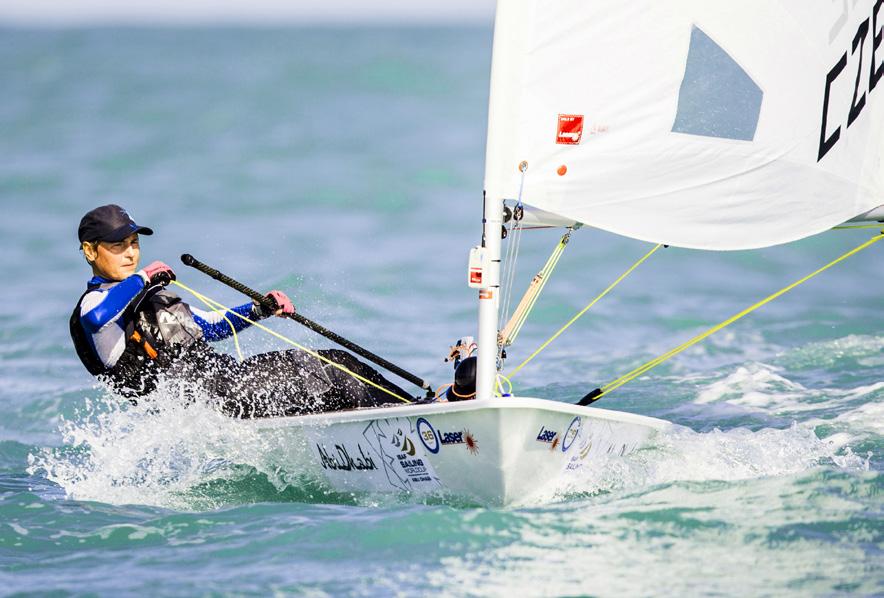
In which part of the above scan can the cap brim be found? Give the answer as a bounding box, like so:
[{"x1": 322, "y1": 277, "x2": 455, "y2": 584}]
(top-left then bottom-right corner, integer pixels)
[{"x1": 103, "y1": 223, "x2": 154, "y2": 242}]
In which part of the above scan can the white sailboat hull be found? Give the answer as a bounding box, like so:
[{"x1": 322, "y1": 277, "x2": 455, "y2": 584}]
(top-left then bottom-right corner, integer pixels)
[{"x1": 240, "y1": 397, "x2": 670, "y2": 507}]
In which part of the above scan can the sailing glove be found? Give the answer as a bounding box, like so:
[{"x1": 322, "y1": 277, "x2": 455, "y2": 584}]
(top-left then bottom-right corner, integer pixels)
[
  {"x1": 252, "y1": 290, "x2": 295, "y2": 319},
  {"x1": 139, "y1": 261, "x2": 176, "y2": 286}
]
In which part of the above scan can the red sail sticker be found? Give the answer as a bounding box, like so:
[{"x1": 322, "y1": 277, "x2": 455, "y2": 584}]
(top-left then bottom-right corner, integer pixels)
[{"x1": 556, "y1": 114, "x2": 584, "y2": 145}]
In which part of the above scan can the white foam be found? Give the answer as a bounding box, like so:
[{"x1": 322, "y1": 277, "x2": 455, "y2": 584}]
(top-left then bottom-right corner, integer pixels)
[
  {"x1": 835, "y1": 400, "x2": 884, "y2": 433},
  {"x1": 695, "y1": 363, "x2": 806, "y2": 408},
  {"x1": 552, "y1": 421, "x2": 870, "y2": 502},
  {"x1": 27, "y1": 380, "x2": 314, "y2": 510},
  {"x1": 783, "y1": 334, "x2": 884, "y2": 369},
  {"x1": 692, "y1": 359, "x2": 883, "y2": 421}
]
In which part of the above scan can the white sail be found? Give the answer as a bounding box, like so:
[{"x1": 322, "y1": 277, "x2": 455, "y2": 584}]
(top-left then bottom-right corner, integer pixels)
[{"x1": 484, "y1": 0, "x2": 884, "y2": 250}]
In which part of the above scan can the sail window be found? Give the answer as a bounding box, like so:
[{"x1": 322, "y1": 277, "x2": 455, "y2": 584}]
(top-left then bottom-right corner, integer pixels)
[{"x1": 672, "y1": 26, "x2": 763, "y2": 141}]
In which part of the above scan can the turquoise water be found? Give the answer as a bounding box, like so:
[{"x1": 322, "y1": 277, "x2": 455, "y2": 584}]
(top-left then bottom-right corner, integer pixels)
[{"x1": 1, "y1": 27, "x2": 882, "y2": 596}]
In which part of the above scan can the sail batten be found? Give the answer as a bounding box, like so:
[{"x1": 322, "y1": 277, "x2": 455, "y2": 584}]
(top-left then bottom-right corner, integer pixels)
[{"x1": 483, "y1": 0, "x2": 884, "y2": 250}]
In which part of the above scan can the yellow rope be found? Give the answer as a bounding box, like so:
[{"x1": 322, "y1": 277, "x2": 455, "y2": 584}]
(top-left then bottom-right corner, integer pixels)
[
  {"x1": 187, "y1": 293, "x2": 245, "y2": 362},
  {"x1": 833, "y1": 224, "x2": 883, "y2": 230},
  {"x1": 495, "y1": 373, "x2": 513, "y2": 397},
  {"x1": 596, "y1": 231, "x2": 884, "y2": 400},
  {"x1": 506, "y1": 243, "x2": 664, "y2": 379},
  {"x1": 170, "y1": 280, "x2": 413, "y2": 404}
]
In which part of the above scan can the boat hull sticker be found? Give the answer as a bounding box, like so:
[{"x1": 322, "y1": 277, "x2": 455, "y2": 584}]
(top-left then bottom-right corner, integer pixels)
[
  {"x1": 416, "y1": 417, "x2": 440, "y2": 454},
  {"x1": 562, "y1": 417, "x2": 581, "y2": 453}
]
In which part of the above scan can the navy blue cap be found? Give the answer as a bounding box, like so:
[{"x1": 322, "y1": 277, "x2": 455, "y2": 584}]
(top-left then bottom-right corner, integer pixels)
[{"x1": 78, "y1": 204, "x2": 154, "y2": 243}]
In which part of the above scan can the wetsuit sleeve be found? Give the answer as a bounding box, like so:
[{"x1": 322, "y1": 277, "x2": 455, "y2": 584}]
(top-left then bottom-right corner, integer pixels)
[
  {"x1": 80, "y1": 275, "x2": 146, "y2": 333},
  {"x1": 191, "y1": 302, "x2": 256, "y2": 342}
]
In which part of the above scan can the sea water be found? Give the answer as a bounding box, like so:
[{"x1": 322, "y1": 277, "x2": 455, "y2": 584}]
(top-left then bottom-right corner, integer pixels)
[{"x1": 0, "y1": 27, "x2": 881, "y2": 596}]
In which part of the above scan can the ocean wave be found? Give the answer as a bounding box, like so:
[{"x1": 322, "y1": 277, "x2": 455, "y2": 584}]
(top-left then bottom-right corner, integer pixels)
[
  {"x1": 688, "y1": 358, "x2": 883, "y2": 436},
  {"x1": 27, "y1": 381, "x2": 326, "y2": 510},
  {"x1": 778, "y1": 334, "x2": 884, "y2": 370},
  {"x1": 547, "y1": 420, "x2": 871, "y2": 505}
]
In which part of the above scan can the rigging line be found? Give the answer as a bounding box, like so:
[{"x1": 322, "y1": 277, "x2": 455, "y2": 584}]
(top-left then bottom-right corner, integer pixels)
[
  {"x1": 501, "y1": 218, "x2": 523, "y2": 328},
  {"x1": 501, "y1": 171, "x2": 528, "y2": 325},
  {"x1": 596, "y1": 231, "x2": 884, "y2": 400},
  {"x1": 495, "y1": 372, "x2": 513, "y2": 397},
  {"x1": 512, "y1": 232, "x2": 569, "y2": 333},
  {"x1": 170, "y1": 280, "x2": 413, "y2": 404},
  {"x1": 499, "y1": 188, "x2": 527, "y2": 362},
  {"x1": 187, "y1": 291, "x2": 245, "y2": 362},
  {"x1": 501, "y1": 231, "x2": 571, "y2": 346},
  {"x1": 499, "y1": 216, "x2": 521, "y2": 335},
  {"x1": 499, "y1": 227, "x2": 515, "y2": 334},
  {"x1": 833, "y1": 224, "x2": 883, "y2": 230},
  {"x1": 506, "y1": 242, "x2": 664, "y2": 379},
  {"x1": 500, "y1": 202, "x2": 525, "y2": 326}
]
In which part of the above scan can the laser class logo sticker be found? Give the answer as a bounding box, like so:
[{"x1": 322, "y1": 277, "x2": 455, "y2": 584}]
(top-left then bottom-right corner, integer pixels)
[
  {"x1": 416, "y1": 419, "x2": 480, "y2": 456},
  {"x1": 440, "y1": 431, "x2": 465, "y2": 445},
  {"x1": 536, "y1": 425, "x2": 558, "y2": 443}
]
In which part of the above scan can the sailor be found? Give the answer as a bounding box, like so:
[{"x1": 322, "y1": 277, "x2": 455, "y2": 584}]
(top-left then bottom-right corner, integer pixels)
[{"x1": 70, "y1": 204, "x2": 412, "y2": 417}]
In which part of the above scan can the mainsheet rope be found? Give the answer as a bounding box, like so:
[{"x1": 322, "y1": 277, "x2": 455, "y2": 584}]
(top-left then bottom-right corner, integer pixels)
[
  {"x1": 833, "y1": 224, "x2": 884, "y2": 230},
  {"x1": 188, "y1": 292, "x2": 245, "y2": 362},
  {"x1": 506, "y1": 242, "x2": 665, "y2": 379},
  {"x1": 593, "y1": 230, "x2": 884, "y2": 401},
  {"x1": 170, "y1": 280, "x2": 413, "y2": 404}
]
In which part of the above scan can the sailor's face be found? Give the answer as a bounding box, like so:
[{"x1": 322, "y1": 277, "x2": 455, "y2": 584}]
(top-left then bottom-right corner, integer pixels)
[{"x1": 91, "y1": 233, "x2": 141, "y2": 281}]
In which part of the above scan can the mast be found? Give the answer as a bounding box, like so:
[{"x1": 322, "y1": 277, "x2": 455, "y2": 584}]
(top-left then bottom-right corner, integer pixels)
[
  {"x1": 476, "y1": 195, "x2": 503, "y2": 400},
  {"x1": 476, "y1": 0, "x2": 529, "y2": 401}
]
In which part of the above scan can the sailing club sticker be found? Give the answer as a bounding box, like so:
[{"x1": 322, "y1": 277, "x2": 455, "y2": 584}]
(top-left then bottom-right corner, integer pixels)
[
  {"x1": 416, "y1": 418, "x2": 439, "y2": 454},
  {"x1": 556, "y1": 114, "x2": 584, "y2": 145},
  {"x1": 363, "y1": 418, "x2": 443, "y2": 491}
]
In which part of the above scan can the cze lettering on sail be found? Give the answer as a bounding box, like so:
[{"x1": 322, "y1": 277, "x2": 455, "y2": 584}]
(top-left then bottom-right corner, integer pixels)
[{"x1": 818, "y1": 0, "x2": 883, "y2": 161}]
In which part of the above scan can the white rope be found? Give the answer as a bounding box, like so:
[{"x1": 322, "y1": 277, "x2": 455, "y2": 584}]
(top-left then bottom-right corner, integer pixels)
[
  {"x1": 499, "y1": 208, "x2": 523, "y2": 332},
  {"x1": 498, "y1": 169, "x2": 527, "y2": 363}
]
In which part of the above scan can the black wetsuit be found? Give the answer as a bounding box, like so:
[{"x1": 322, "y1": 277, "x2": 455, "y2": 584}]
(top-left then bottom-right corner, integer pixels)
[{"x1": 70, "y1": 274, "x2": 411, "y2": 417}]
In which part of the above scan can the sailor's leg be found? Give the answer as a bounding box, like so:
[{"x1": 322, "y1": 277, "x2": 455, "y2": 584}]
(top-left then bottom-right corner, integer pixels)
[
  {"x1": 223, "y1": 350, "x2": 327, "y2": 417},
  {"x1": 171, "y1": 347, "x2": 264, "y2": 418},
  {"x1": 315, "y1": 349, "x2": 413, "y2": 409},
  {"x1": 216, "y1": 349, "x2": 413, "y2": 417}
]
